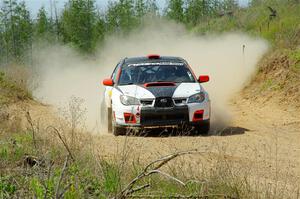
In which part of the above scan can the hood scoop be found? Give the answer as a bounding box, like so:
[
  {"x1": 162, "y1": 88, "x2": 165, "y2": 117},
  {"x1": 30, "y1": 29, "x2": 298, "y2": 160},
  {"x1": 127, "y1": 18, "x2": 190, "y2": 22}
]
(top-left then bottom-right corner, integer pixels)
[{"x1": 144, "y1": 82, "x2": 176, "y2": 87}]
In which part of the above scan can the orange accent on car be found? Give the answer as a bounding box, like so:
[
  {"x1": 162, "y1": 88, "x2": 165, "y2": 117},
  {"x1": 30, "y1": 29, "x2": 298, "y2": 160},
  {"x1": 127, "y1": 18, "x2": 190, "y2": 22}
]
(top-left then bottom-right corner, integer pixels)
[
  {"x1": 103, "y1": 78, "x2": 114, "y2": 86},
  {"x1": 199, "y1": 75, "x2": 210, "y2": 83}
]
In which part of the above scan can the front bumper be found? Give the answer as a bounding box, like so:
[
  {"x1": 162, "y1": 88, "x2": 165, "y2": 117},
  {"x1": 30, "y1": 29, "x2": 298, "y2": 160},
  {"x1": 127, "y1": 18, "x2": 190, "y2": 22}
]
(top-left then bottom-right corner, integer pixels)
[
  {"x1": 113, "y1": 101, "x2": 210, "y2": 127},
  {"x1": 116, "y1": 120, "x2": 210, "y2": 131}
]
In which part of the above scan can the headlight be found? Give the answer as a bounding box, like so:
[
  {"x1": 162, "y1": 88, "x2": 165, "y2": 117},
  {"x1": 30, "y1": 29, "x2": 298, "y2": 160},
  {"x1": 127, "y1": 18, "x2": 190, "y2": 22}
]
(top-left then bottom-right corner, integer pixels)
[
  {"x1": 120, "y1": 95, "x2": 140, "y2": 106},
  {"x1": 187, "y1": 92, "x2": 206, "y2": 103}
]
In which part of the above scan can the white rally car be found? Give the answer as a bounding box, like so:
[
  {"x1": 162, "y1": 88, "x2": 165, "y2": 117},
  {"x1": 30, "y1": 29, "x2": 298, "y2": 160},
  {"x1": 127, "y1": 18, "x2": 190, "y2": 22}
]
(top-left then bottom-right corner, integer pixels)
[{"x1": 102, "y1": 55, "x2": 210, "y2": 136}]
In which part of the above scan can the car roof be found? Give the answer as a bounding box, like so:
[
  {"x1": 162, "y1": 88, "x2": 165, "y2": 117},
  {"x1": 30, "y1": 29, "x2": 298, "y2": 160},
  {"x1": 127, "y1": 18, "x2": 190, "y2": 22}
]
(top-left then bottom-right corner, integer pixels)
[{"x1": 123, "y1": 56, "x2": 187, "y2": 66}]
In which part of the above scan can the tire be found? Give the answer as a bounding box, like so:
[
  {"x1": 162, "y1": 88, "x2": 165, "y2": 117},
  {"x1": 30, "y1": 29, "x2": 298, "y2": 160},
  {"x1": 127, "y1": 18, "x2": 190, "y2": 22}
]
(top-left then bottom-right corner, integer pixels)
[
  {"x1": 100, "y1": 100, "x2": 105, "y2": 123},
  {"x1": 112, "y1": 125, "x2": 127, "y2": 136},
  {"x1": 107, "y1": 107, "x2": 127, "y2": 136},
  {"x1": 107, "y1": 107, "x2": 112, "y2": 133},
  {"x1": 194, "y1": 120, "x2": 210, "y2": 136}
]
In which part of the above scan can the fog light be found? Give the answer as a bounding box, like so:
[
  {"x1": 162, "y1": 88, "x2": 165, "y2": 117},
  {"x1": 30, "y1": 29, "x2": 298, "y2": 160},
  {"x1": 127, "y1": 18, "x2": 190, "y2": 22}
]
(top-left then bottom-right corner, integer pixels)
[
  {"x1": 193, "y1": 110, "x2": 204, "y2": 122},
  {"x1": 124, "y1": 113, "x2": 136, "y2": 124}
]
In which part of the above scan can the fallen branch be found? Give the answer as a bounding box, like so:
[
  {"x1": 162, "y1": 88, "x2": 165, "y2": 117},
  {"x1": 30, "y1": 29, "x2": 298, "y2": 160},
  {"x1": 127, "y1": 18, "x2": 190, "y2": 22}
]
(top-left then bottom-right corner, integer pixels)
[
  {"x1": 129, "y1": 193, "x2": 236, "y2": 198},
  {"x1": 126, "y1": 184, "x2": 150, "y2": 195},
  {"x1": 117, "y1": 149, "x2": 200, "y2": 198}
]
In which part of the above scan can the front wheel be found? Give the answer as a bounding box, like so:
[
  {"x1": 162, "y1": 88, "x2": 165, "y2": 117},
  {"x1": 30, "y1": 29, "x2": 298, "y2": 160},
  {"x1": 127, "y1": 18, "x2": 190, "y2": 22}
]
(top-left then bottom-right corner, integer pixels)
[
  {"x1": 107, "y1": 107, "x2": 112, "y2": 133},
  {"x1": 194, "y1": 120, "x2": 210, "y2": 136},
  {"x1": 107, "y1": 108, "x2": 127, "y2": 136},
  {"x1": 112, "y1": 125, "x2": 127, "y2": 136}
]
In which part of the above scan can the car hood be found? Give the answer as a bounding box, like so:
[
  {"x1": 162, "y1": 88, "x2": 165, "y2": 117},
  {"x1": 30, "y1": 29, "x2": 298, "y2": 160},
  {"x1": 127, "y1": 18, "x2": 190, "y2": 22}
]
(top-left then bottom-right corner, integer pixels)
[{"x1": 118, "y1": 83, "x2": 202, "y2": 99}]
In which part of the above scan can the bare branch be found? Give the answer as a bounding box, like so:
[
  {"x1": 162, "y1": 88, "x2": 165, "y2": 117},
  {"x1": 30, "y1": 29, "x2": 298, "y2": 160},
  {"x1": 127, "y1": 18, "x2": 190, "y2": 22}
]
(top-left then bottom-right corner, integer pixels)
[
  {"x1": 126, "y1": 184, "x2": 150, "y2": 195},
  {"x1": 46, "y1": 126, "x2": 75, "y2": 161},
  {"x1": 55, "y1": 155, "x2": 69, "y2": 199},
  {"x1": 25, "y1": 111, "x2": 37, "y2": 149},
  {"x1": 149, "y1": 170, "x2": 186, "y2": 186}
]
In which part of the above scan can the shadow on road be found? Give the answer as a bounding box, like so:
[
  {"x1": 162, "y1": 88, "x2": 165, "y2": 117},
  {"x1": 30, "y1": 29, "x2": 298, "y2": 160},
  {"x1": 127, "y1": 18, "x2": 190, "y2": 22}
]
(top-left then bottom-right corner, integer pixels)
[
  {"x1": 124, "y1": 126, "x2": 250, "y2": 137},
  {"x1": 212, "y1": 126, "x2": 250, "y2": 136}
]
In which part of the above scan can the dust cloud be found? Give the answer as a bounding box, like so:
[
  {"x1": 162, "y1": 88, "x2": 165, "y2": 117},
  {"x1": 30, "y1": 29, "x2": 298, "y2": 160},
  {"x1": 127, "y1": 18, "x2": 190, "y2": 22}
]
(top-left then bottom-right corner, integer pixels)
[{"x1": 33, "y1": 19, "x2": 268, "y2": 133}]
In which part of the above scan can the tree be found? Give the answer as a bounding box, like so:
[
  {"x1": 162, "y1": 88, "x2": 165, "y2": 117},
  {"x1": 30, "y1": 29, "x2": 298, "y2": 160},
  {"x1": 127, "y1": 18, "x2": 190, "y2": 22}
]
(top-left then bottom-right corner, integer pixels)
[
  {"x1": 145, "y1": 0, "x2": 159, "y2": 16},
  {"x1": 135, "y1": 0, "x2": 146, "y2": 18},
  {"x1": 185, "y1": 0, "x2": 205, "y2": 25},
  {"x1": 93, "y1": 13, "x2": 106, "y2": 46},
  {"x1": 35, "y1": 6, "x2": 49, "y2": 38},
  {"x1": 0, "y1": 0, "x2": 32, "y2": 62},
  {"x1": 106, "y1": 0, "x2": 137, "y2": 34},
  {"x1": 61, "y1": 0, "x2": 97, "y2": 52},
  {"x1": 222, "y1": 0, "x2": 238, "y2": 11},
  {"x1": 166, "y1": 0, "x2": 185, "y2": 22}
]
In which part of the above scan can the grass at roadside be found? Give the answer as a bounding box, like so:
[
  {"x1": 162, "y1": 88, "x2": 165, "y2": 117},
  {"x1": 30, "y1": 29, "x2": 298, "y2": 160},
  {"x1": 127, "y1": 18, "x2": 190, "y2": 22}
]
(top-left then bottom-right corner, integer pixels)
[
  {"x1": 0, "y1": 69, "x2": 32, "y2": 105},
  {"x1": 1, "y1": 114, "x2": 299, "y2": 198}
]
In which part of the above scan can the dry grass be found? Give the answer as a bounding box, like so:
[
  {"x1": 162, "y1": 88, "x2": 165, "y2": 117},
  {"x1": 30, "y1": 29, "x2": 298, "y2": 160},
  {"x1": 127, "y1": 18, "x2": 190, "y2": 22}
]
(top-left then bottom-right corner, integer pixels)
[
  {"x1": 0, "y1": 74, "x2": 299, "y2": 198},
  {"x1": 1, "y1": 99, "x2": 299, "y2": 199},
  {"x1": 0, "y1": 65, "x2": 33, "y2": 105}
]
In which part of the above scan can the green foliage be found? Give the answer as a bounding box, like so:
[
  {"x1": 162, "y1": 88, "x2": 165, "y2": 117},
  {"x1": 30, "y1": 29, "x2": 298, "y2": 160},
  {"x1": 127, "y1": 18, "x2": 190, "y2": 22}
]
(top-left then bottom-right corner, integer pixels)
[
  {"x1": 0, "y1": 177, "x2": 16, "y2": 198},
  {"x1": 35, "y1": 6, "x2": 51, "y2": 40},
  {"x1": 61, "y1": 0, "x2": 97, "y2": 53},
  {"x1": 0, "y1": 0, "x2": 162, "y2": 59},
  {"x1": 288, "y1": 48, "x2": 300, "y2": 70},
  {"x1": 166, "y1": 0, "x2": 185, "y2": 22},
  {"x1": 0, "y1": 146, "x2": 9, "y2": 160},
  {"x1": 0, "y1": 70, "x2": 32, "y2": 104},
  {"x1": 260, "y1": 78, "x2": 282, "y2": 92},
  {"x1": 0, "y1": 0, "x2": 32, "y2": 63},
  {"x1": 192, "y1": 0, "x2": 300, "y2": 49},
  {"x1": 0, "y1": 133, "x2": 32, "y2": 163},
  {"x1": 30, "y1": 178, "x2": 44, "y2": 198},
  {"x1": 0, "y1": 126, "x2": 294, "y2": 198},
  {"x1": 0, "y1": 0, "x2": 298, "y2": 63},
  {"x1": 101, "y1": 161, "x2": 120, "y2": 195}
]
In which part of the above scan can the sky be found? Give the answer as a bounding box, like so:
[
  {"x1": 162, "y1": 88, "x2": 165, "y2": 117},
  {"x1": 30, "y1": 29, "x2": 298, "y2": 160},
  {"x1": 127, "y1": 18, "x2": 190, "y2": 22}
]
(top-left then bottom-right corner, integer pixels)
[{"x1": 20, "y1": 0, "x2": 249, "y2": 18}]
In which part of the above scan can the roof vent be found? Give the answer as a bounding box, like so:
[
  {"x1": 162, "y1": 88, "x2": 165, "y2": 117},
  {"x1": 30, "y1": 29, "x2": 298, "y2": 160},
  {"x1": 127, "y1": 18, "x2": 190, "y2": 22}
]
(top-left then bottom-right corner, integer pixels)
[
  {"x1": 144, "y1": 82, "x2": 175, "y2": 87},
  {"x1": 147, "y1": 54, "x2": 160, "y2": 59}
]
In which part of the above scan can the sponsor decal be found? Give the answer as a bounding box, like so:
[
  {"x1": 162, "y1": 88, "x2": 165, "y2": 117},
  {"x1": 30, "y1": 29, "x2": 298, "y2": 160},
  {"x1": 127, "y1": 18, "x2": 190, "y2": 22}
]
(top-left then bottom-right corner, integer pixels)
[
  {"x1": 127, "y1": 62, "x2": 184, "y2": 67},
  {"x1": 160, "y1": 98, "x2": 168, "y2": 103}
]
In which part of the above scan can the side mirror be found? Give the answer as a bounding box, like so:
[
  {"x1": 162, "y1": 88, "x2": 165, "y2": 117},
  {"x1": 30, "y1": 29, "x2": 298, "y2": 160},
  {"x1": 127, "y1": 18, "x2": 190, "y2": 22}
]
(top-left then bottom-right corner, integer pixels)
[
  {"x1": 198, "y1": 75, "x2": 209, "y2": 83},
  {"x1": 103, "y1": 78, "x2": 114, "y2": 86}
]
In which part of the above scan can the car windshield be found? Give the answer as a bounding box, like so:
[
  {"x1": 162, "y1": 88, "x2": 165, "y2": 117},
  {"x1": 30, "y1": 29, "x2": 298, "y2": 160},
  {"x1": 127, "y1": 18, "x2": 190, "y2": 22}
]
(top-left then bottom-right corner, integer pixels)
[{"x1": 118, "y1": 64, "x2": 196, "y2": 85}]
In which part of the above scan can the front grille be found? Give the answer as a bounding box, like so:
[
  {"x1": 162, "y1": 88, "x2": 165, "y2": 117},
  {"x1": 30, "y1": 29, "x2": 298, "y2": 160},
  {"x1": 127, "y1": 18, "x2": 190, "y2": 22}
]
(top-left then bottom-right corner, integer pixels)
[
  {"x1": 140, "y1": 106, "x2": 189, "y2": 126},
  {"x1": 140, "y1": 99, "x2": 154, "y2": 106},
  {"x1": 154, "y1": 97, "x2": 173, "y2": 107}
]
